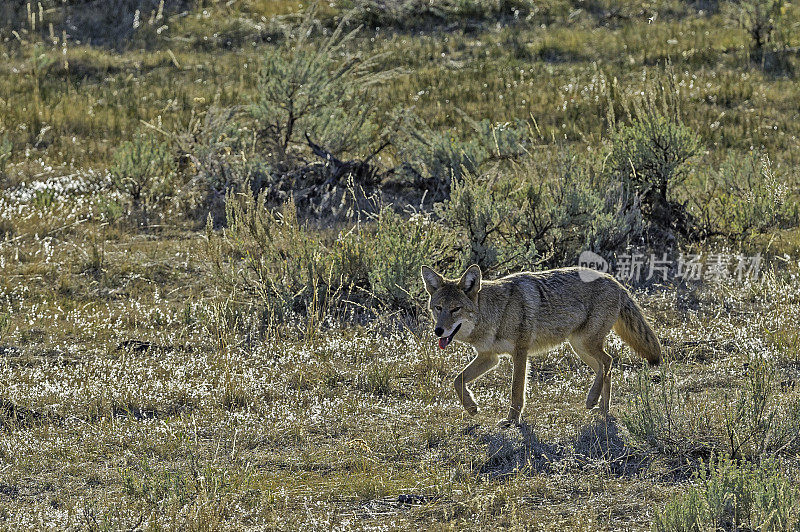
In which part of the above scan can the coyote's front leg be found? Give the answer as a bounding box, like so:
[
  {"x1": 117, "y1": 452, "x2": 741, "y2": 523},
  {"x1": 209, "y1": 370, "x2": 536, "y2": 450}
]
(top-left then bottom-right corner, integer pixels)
[
  {"x1": 501, "y1": 348, "x2": 529, "y2": 426},
  {"x1": 454, "y1": 352, "x2": 499, "y2": 416}
]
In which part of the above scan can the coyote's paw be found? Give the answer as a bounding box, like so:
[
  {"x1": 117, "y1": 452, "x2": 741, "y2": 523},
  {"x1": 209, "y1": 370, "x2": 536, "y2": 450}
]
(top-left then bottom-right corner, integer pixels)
[
  {"x1": 496, "y1": 418, "x2": 519, "y2": 429},
  {"x1": 585, "y1": 391, "x2": 600, "y2": 409},
  {"x1": 588, "y1": 405, "x2": 611, "y2": 419}
]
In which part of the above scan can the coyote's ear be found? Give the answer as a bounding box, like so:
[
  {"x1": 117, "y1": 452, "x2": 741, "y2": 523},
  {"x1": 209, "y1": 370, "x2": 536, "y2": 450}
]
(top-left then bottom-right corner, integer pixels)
[
  {"x1": 421, "y1": 266, "x2": 444, "y2": 294},
  {"x1": 459, "y1": 264, "x2": 482, "y2": 297}
]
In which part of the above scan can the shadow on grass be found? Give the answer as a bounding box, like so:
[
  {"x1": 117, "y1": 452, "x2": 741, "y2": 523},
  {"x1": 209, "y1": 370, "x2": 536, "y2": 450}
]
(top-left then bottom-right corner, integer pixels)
[
  {"x1": 535, "y1": 45, "x2": 589, "y2": 64},
  {"x1": 471, "y1": 417, "x2": 649, "y2": 480},
  {"x1": 572, "y1": 417, "x2": 650, "y2": 476},
  {"x1": 753, "y1": 49, "x2": 796, "y2": 79},
  {"x1": 0, "y1": 399, "x2": 49, "y2": 428}
]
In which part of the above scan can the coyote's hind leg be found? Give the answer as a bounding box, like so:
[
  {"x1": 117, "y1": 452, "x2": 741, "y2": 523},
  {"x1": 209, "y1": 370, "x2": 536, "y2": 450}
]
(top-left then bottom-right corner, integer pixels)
[{"x1": 570, "y1": 337, "x2": 614, "y2": 414}]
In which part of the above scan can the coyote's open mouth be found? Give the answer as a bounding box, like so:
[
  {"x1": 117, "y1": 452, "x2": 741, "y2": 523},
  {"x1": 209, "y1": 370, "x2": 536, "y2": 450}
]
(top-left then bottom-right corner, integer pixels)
[{"x1": 438, "y1": 323, "x2": 462, "y2": 350}]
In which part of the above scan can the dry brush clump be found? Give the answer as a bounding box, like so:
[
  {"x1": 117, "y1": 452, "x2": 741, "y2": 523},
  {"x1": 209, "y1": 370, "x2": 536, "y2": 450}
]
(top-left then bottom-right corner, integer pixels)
[
  {"x1": 604, "y1": 68, "x2": 702, "y2": 246},
  {"x1": 653, "y1": 455, "x2": 800, "y2": 531},
  {"x1": 690, "y1": 151, "x2": 798, "y2": 241},
  {"x1": 620, "y1": 267, "x2": 800, "y2": 468},
  {"x1": 203, "y1": 190, "x2": 454, "y2": 338},
  {"x1": 109, "y1": 134, "x2": 178, "y2": 227}
]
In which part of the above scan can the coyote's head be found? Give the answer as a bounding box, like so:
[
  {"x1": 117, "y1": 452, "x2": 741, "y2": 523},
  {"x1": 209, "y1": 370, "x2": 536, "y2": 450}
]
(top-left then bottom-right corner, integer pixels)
[{"x1": 420, "y1": 264, "x2": 481, "y2": 349}]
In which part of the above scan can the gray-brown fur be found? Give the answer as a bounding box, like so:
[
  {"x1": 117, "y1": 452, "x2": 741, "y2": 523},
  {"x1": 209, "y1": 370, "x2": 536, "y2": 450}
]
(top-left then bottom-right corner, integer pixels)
[{"x1": 421, "y1": 265, "x2": 662, "y2": 425}]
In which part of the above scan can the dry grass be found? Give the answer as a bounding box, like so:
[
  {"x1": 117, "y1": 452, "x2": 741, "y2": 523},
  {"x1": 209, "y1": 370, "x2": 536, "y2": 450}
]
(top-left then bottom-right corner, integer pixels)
[
  {"x1": 2, "y1": 171, "x2": 800, "y2": 528},
  {"x1": 2, "y1": 1, "x2": 800, "y2": 529}
]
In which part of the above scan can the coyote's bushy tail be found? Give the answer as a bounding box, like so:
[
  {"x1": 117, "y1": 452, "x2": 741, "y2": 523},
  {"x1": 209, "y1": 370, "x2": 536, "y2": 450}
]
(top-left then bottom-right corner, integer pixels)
[{"x1": 613, "y1": 296, "x2": 661, "y2": 366}]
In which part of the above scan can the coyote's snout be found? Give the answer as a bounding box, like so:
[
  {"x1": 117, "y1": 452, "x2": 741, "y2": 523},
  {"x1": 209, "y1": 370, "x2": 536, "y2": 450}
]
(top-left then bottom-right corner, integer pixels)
[{"x1": 421, "y1": 264, "x2": 661, "y2": 425}]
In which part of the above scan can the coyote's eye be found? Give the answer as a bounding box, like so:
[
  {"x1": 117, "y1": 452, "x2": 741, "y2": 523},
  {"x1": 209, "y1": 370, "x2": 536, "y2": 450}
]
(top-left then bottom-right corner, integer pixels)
[
  {"x1": 435, "y1": 305, "x2": 442, "y2": 312},
  {"x1": 451, "y1": 306, "x2": 461, "y2": 313}
]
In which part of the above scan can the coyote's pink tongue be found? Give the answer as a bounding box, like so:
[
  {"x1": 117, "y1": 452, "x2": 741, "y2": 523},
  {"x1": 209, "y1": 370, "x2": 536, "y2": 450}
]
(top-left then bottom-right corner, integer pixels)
[{"x1": 438, "y1": 323, "x2": 460, "y2": 349}]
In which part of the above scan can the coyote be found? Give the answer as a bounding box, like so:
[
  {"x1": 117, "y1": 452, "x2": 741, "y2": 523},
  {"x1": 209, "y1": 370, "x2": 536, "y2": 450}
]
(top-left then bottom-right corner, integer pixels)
[{"x1": 421, "y1": 264, "x2": 661, "y2": 425}]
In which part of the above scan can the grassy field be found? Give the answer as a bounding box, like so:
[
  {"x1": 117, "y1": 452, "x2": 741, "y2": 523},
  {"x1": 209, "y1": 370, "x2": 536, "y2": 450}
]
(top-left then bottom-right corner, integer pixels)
[{"x1": 2, "y1": 0, "x2": 800, "y2": 529}]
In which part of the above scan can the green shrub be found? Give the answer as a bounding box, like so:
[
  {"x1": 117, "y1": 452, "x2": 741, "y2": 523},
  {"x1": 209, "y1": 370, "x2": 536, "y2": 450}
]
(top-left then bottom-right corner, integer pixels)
[
  {"x1": 204, "y1": 191, "x2": 454, "y2": 336},
  {"x1": 695, "y1": 152, "x2": 797, "y2": 239},
  {"x1": 653, "y1": 456, "x2": 800, "y2": 531},
  {"x1": 583, "y1": 180, "x2": 644, "y2": 255},
  {"x1": 623, "y1": 357, "x2": 800, "y2": 463},
  {"x1": 436, "y1": 171, "x2": 503, "y2": 269},
  {"x1": 435, "y1": 148, "x2": 643, "y2": 272},
  {"x1": 398, "y1": 116, "x2": 530, "y2": 200},
  {"x1": 608, "y1": 114, "x2": 700, "y2": 202},
  {"x1": 175, "y1": 106, "x2": 265, "y2": 225},
  {"x1": 722, "y1": 354, "x2": 800, "y2": 460},
  {"x1": 367, "y1": 208, "x2": 451, "y2": 307},
  {"x1": 206, "y1": 191, "x2": 324, "y2": 330},
  {"x1": 251, "y1": 11, "x2": 392, "y2": 163},
  {"x1": 109, "y1": 134, "x2": 177, "y2": 226},
  {"x1": 621, "y1": 364, "x2": 714, "y2": 459},
  {"x1": 522, "y1": 151, "x2": 644, "y2": 262},
  {"x1": 605, "y1": 68, "x2": 702, "y2": 243}
]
